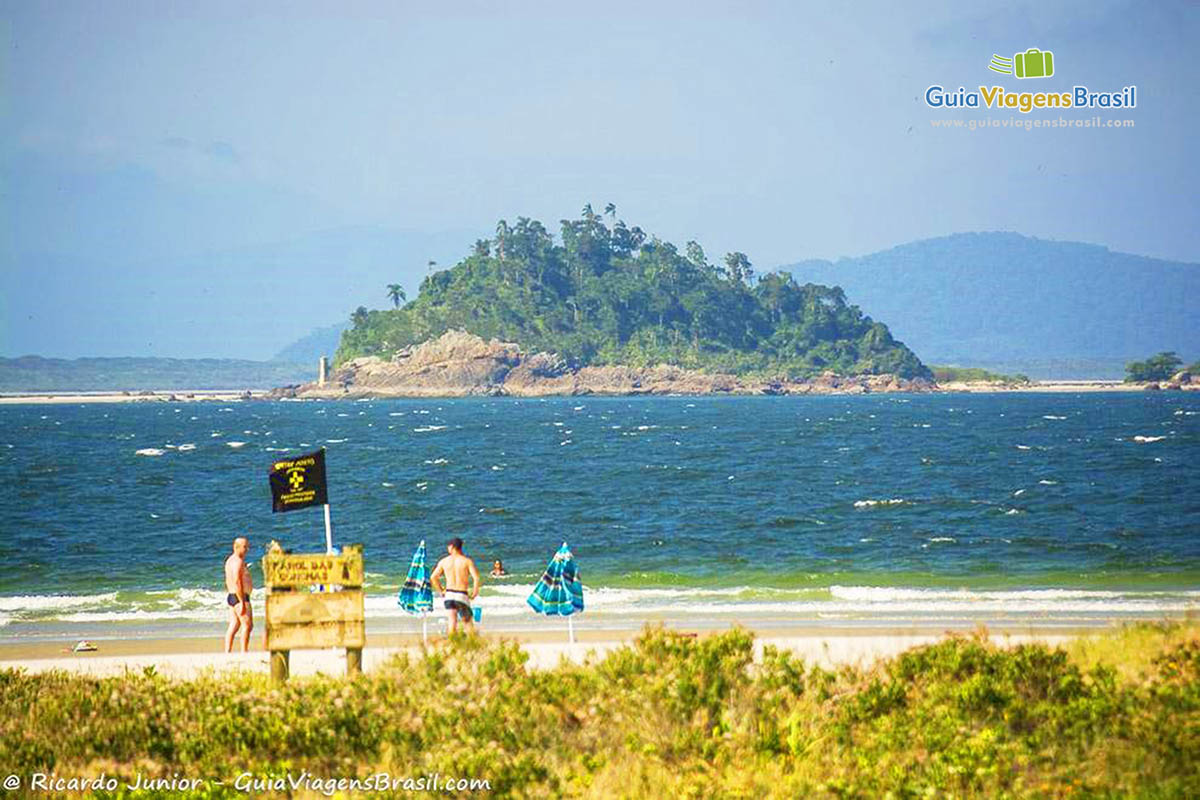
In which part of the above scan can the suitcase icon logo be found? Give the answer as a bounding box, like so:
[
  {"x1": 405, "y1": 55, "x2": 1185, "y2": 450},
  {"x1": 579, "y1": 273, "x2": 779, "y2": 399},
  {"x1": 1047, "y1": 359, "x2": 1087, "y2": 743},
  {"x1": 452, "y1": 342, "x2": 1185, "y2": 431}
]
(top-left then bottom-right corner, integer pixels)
[{"x1": 989, "y1": 48, "x2": 1055, "y2": 79}]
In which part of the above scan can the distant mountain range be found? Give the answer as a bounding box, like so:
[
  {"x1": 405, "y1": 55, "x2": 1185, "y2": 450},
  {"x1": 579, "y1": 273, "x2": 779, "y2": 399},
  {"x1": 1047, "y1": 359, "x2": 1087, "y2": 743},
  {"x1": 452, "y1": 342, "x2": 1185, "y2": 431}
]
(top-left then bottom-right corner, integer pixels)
[
  {"x1": 272, "y1": 323, "x2": 347, "y2": 364},
  {"x1": 3, "y1": 224, "x2": 477, "y2": 360},
  {"x1": 785, "y1": 233, "x2": 1198, "y2": 379},
  {"x1": 0, "y1": 357, "x2": 313, "y2": 392},
  {"x1": 5, "y1": 231, "x2": 1195, "y2": 387}
]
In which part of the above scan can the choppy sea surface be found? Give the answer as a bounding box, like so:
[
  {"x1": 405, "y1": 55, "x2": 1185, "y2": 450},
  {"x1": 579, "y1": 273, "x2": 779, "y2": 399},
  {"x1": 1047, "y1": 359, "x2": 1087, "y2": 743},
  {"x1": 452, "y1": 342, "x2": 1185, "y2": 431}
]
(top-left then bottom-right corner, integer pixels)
[{"x1": 1, "y1": 393, "x2": 1197, "y2": 641}]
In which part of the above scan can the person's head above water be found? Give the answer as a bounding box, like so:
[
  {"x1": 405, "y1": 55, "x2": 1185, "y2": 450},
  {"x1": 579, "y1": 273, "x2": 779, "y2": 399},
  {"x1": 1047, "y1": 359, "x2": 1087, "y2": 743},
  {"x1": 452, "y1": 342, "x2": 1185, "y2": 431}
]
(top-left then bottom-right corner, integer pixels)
[
  {"x1": 447, "y1": 537, "x2": 464, "y2": 554},
  {"x1": 493, "y1": 560, "x2": 503, "y2": 569}
]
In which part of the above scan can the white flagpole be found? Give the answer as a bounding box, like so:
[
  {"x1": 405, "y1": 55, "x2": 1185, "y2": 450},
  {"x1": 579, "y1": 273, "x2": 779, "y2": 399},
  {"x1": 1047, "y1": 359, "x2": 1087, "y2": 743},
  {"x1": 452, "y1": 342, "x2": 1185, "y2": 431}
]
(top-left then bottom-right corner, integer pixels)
[
  {"x1": 568, "y1": 615, "x2": 575, "y2": 644},
  {"x1": 323, "y1": 503, "x2": 334, "y2": 553}
]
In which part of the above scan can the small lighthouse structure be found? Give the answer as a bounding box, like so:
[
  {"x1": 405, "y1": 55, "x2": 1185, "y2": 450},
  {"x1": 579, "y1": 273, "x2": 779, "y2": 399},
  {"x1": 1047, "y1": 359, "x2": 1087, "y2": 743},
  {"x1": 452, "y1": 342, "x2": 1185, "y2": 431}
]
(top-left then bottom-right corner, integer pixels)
[{"x1": 318, "y1": 356, "x2": 328, "y2": 386}]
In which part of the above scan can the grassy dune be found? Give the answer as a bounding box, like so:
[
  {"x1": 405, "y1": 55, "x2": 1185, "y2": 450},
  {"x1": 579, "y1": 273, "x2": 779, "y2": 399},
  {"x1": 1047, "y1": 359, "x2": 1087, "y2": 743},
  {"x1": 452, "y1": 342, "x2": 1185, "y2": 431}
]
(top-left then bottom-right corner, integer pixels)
[{"x1": 1, "y1": 624, "x2": 1197, "y2": 798}]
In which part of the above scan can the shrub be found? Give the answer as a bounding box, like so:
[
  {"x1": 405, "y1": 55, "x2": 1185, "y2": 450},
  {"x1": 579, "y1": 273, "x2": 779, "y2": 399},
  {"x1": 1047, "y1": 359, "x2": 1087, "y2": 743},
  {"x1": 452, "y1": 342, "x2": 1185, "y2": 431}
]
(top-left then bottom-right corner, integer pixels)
[{"x1": 0, "y1": 625, "x2": 1196, "y2": 798}]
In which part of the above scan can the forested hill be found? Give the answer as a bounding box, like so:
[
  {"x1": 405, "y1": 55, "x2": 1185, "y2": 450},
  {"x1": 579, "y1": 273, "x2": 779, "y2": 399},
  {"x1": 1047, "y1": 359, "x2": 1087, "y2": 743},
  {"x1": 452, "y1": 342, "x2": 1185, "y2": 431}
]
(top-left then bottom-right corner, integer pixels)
[
  {"x1": 786, "y1": 232, "x2": 1200, "y2": 371},
  {"x1": 337, "y1": 207, "x2": 930, "y2": 379}
]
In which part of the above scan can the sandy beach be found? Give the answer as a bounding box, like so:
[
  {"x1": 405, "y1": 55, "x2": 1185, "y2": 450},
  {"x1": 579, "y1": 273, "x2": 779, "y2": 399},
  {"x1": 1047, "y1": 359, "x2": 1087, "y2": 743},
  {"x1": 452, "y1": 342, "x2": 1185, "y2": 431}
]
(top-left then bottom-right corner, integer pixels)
[
  {"x1": 0, "y1": 389, "x2": 269, "y2": 405},
  {"x1": 0, "y1": 623, "x2": 1083, "y2": 679},
  {"x1": 938, "y1": 379, "x2": 1158, "y2": 393}
]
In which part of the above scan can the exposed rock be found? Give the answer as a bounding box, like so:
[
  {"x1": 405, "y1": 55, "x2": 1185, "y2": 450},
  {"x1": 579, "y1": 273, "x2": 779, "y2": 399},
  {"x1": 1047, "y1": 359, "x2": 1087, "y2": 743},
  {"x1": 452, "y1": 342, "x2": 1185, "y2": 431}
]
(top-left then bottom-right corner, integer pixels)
[
  {"x1": 1170, "y1": 370, "x2": 1192, "y2": 385},
  {"x1": 285, "y1": 330, "x2": 937, "y2": 398}
]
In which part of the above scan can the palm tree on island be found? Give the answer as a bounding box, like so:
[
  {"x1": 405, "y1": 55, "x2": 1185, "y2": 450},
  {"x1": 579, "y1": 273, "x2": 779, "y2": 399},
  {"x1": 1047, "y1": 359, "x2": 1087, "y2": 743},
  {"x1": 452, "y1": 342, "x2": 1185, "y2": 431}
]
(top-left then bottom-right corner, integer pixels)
[{"x1": 386, "y1": 284, "x2": 406, "y2": 308}]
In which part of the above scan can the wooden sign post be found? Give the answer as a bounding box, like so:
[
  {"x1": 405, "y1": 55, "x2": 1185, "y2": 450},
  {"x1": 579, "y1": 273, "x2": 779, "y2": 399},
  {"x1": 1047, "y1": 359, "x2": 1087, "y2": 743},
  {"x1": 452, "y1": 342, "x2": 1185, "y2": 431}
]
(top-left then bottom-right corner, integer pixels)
[{"x1": 263, "y1": 541, "x2": 365, "y2": 683}]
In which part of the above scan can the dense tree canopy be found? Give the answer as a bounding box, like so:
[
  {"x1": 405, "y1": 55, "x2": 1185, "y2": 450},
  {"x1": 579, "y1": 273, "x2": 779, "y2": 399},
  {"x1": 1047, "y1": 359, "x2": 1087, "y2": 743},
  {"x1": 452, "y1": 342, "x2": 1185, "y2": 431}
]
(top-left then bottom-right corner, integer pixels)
[
  {"x1": 337, "y1": 208, "x2": 931, "y2": 379},
  {"x1": 1125, "y1": 352, "x2": 1184, "y2": 382}
]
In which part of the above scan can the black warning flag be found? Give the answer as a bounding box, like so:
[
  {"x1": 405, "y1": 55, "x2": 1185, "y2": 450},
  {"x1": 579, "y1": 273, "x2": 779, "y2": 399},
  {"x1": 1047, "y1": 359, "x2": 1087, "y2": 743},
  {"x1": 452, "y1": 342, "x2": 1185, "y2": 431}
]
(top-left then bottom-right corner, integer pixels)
[{"x1": 268, "y1": 448, "x2": 329, "y2": 513}]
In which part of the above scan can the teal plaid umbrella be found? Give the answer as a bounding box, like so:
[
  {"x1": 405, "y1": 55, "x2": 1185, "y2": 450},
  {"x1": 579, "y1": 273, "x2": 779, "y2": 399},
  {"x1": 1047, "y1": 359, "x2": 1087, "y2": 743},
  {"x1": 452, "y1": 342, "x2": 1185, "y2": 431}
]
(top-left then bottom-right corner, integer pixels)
[
  {"x1": 398, "y1": 540, "x2": 434, "y2": 642},
  {"x1": 527, "y1": 542, "x2": 584, "y2": 641}
]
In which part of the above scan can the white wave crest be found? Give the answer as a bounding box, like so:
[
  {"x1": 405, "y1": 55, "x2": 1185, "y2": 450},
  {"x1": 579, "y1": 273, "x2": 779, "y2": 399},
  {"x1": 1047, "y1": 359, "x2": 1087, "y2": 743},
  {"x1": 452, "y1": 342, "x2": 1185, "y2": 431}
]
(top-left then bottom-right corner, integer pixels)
[
  {"x1": 5, "y1": 584, "x2": 1200, "y2": 627},
  {"x1": 0, "y1": 592, "x2": 120, "y2": 612}
]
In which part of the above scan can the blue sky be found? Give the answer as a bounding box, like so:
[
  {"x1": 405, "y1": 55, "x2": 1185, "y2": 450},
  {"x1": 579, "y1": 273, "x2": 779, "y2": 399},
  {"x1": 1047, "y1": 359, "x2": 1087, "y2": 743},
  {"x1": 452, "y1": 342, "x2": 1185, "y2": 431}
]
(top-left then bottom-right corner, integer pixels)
[{"x1": 2, "y1": 0, "x2": 1197, "y2": 358}]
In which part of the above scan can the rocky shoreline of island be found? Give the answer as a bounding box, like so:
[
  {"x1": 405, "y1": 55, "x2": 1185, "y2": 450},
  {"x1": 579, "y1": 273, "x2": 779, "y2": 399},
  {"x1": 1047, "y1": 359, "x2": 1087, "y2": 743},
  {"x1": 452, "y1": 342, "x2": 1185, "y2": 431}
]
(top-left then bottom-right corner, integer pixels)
[
  {"x1": 268, "y1": 330, "x2": 936, "y2": 399},
  {"x1": 4, "y1": 332, "x2": 1196, "y2": 403},
  {"x1": 266, "y1": 330, "x2": 1200, "y2": 400}
]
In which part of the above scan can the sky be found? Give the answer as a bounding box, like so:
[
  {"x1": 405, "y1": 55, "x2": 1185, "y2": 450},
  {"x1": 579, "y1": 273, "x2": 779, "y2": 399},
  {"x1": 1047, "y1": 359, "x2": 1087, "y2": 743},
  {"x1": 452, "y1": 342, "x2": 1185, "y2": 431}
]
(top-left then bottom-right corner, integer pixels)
[{"x1": 2, "y1": 0, "x2": 1197, "y2": 359}]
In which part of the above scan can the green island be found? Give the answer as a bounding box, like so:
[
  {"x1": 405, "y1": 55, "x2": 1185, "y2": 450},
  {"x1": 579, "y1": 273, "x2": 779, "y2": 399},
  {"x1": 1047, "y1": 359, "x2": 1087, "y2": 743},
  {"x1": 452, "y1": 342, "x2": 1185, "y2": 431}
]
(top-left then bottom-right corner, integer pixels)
[
  {"x1": 337, "y1": 206, "x2": 931, "y2": 380},
  {"x1": 2, "y1": 623, "x2": 1196, "y2": 798}
]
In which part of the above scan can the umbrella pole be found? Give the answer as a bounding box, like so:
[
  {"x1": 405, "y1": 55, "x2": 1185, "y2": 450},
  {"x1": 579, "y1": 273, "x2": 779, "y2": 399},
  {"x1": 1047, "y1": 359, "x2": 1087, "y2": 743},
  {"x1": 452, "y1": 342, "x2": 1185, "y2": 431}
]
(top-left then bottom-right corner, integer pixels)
[
  {"x1": 422, "y1": 616, "x2": 428, "y2": 645},
  {"x1": 568, "y1": 615, "x2": 575, "y2": 644}
]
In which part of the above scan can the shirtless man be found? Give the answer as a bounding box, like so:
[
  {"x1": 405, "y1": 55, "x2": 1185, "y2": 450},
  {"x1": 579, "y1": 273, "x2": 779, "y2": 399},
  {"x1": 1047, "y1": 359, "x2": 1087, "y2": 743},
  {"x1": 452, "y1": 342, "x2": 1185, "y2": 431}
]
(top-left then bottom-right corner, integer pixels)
[
  {"x1": 430, "y1": 537, "x2": 481, "y2": 635},
  {"x1": 223, "y1": 537, "x2": 254, "y2": 652}
]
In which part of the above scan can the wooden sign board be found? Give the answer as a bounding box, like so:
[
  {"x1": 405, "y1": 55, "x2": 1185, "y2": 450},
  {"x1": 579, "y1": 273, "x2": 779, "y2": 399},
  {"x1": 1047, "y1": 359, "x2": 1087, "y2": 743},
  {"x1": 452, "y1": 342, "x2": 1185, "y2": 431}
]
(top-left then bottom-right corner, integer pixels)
[
  {"x1": 265, "y1": 590, "x2": 365, "y2": 650},
  {"x1": 263, "y1": 551, "x2": 363, "y2": 588}
]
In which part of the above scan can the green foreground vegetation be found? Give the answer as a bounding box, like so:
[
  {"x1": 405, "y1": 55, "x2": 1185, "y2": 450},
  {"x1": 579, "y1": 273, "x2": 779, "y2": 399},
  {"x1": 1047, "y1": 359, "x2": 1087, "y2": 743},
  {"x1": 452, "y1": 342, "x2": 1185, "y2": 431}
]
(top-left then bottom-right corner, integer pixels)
[
  {"x1": 2, "y1": 624, "x2": 1198, "y2": 798},
  {"x1": 930, "y1": 366, "x2": 1032, "y2": 384},
  {"x1": 338, "y1": 206, "x2": 931, "y2": 379}
]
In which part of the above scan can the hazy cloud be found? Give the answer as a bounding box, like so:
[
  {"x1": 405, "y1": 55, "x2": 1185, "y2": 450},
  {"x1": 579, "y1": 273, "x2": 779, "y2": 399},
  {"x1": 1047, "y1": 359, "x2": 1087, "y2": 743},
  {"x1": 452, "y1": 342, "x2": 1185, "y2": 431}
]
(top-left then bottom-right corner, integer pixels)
[
  {"x1": 201, "y1": 141, "x2": 239, "y2": 163},
  {"x1": 158, "y1": 137, "x2": 239, "y2": 162}
]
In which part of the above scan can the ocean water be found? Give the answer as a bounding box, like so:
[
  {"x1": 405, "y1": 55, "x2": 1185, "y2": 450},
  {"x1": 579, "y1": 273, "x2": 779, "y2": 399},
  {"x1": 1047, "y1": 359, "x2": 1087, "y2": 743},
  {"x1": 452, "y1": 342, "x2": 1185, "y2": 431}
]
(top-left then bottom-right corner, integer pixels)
[{"x1": 1, "y1": 393, "x2": 1197, "y2": 640}]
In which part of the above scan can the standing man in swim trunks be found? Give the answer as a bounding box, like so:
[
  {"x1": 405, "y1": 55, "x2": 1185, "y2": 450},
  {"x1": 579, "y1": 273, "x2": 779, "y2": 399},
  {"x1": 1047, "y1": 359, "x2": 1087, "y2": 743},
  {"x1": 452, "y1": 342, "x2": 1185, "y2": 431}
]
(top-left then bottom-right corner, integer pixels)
[
  {"x1": 430, "y1": 537, "x2": 481, "y2": 635},
  {"x1": 223, "y1": 536, "x2": 254, "y2": 652}
]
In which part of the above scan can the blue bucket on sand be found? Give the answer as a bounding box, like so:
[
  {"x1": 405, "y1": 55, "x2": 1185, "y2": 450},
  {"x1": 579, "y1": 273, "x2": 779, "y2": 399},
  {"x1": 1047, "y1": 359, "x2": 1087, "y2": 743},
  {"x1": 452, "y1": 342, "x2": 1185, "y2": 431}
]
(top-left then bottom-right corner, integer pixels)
[{"x1": 473, "y1": 607, "x2": 482, "y2": 623}]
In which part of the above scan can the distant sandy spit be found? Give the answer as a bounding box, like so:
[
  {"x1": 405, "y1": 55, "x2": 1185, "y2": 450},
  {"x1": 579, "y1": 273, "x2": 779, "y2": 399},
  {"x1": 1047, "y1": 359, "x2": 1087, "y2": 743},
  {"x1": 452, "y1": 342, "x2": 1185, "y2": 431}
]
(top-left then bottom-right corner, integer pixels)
[
  {"x1": 0, "y1": 390, "x2": 268, "y2": 405},
  {"x1": 941, "y1": 380, "x2": 1145, "y2": 393},
  {"x1": 1, "y1": 381, "x2": 1192, "y2": 404}
]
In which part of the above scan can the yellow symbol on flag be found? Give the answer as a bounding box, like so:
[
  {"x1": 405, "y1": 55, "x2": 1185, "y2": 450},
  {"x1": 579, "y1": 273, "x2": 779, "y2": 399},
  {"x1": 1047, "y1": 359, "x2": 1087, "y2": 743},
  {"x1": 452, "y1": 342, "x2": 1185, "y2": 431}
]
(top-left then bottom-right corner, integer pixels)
[{"x1": 289, "y1": 470, "x2": 305, "y2": 491}]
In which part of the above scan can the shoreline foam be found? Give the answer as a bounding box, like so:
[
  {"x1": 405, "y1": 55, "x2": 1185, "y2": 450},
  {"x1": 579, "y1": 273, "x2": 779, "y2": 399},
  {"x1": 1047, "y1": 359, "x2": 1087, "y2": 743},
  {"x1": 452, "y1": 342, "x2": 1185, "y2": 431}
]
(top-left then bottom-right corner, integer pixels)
[{"x1": 3, "y1": 584, "x2": 1196, "y2": 633}]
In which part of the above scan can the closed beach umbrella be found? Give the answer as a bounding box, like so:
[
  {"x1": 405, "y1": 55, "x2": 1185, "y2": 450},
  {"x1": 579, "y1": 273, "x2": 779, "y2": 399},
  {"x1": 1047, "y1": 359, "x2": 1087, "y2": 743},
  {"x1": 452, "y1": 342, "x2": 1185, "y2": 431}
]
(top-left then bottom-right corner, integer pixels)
[
  {"x1": 398, "y1": 540, "x2": 434, "y2": 643},
  {"x1": 527, "y1": 542, "x2": 584, "y2": 642}
]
